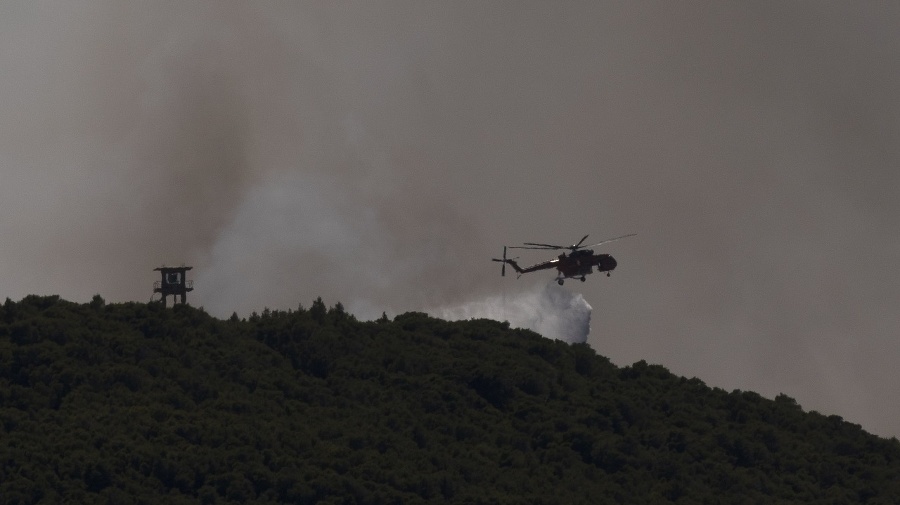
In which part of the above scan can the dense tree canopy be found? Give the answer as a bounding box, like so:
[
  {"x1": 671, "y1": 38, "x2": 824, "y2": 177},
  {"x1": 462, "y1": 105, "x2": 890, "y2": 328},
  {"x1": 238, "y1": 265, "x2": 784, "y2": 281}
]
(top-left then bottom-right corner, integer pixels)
[{"x1": 1, "y1": 295, "x2": 899, "y2": 504}]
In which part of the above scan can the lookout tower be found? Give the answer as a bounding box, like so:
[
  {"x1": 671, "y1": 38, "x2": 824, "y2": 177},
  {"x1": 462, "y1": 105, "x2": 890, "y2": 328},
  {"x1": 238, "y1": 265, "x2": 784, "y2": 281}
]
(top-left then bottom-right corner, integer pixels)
[{"x1": 153, "y1": 266, "x2": 193, "y2": 307}]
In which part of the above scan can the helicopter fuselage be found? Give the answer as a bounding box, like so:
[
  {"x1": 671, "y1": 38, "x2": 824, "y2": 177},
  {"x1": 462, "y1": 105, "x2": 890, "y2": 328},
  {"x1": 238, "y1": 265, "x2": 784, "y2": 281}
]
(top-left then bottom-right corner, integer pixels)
[
  {"x1": 492, "y1": 233, "x2": 633, "y2": 284},
  {"x1": 555, "y1": 250, "x2": 617, "y2": 279},
  {"x1": 501, "y1": 250, "x2": 617, "y2": 283}
]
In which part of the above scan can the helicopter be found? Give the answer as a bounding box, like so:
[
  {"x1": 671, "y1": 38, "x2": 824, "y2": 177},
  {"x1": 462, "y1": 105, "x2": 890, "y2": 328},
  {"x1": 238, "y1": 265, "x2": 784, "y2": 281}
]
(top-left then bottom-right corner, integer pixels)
[{"x1": 492, "y1": 233, "x2": 635, "y2": 285}]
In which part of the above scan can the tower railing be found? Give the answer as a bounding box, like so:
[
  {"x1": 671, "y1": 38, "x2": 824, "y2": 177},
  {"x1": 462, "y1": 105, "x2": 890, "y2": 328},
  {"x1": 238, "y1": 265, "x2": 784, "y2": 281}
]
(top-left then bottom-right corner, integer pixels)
[{"x1": 153, "y1": 280, "x2": 193, "y2": 290}]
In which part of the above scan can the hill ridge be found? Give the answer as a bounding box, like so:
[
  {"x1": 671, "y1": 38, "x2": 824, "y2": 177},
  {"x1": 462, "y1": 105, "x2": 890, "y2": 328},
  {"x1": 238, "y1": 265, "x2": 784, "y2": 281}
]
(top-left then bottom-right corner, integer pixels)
[{"x1": 1, "y1": 294, "x2": 899, "y2": 504}]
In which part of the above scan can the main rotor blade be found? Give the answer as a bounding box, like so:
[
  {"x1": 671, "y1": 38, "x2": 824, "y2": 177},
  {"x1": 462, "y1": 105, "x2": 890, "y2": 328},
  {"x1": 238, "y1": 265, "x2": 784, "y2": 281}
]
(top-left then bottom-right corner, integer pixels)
[
  {"x1": 521, "y1": 242, "x2": 566, "y2": 249},
  {"x1": 509, "y1": 244, "x2": 563, "y2": 250},
  {"x1": 523, "y1": 242, "x2": 566, "y2": 249},
  {"x1": 571, "y1": 234, "x2": 590, "y2": 249},
  {"x1": 581, "y1": 233, "x2": 637, "y2": 249}
]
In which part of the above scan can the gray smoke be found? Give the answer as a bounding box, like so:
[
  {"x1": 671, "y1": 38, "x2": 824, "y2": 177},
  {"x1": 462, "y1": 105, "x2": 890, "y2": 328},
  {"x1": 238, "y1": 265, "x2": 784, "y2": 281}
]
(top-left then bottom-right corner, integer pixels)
[
  {"x1": 195, "y1": 168, "x2": 485, "y2": 320},
  {"x1": 434, "y1": 283, "x2": 592, "y2": 344}
]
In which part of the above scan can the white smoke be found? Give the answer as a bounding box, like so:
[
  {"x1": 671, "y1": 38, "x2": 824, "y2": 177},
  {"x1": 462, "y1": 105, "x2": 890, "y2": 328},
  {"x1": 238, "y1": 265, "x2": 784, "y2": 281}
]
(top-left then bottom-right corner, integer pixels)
[
  {"x1": 434, "y1": 283, "x2": 592, "y2": 344},
  {"x1": 193, "y1": 169, "x2": 487, "y2": 320}
]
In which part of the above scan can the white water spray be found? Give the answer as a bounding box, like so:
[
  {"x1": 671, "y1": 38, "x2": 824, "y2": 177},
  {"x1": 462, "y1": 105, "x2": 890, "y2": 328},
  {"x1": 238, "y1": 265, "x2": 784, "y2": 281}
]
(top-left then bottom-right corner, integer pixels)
[{"x1": 434, "y1": 283, "x2": 592, "y2": 344}]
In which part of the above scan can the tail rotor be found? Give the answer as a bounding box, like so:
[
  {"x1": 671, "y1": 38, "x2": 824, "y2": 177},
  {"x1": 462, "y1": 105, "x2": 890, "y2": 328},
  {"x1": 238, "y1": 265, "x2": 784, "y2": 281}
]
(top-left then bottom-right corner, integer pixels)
[{"x1": 492, "y1": 246, "x2": 508, "y2": 277}]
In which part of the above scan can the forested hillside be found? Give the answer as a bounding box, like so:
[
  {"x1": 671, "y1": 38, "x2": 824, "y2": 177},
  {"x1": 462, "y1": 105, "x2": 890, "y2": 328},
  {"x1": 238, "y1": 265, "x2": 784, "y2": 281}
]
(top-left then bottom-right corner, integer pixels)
[{"x1": 1, "y1": 295, "x2": 899, "y2": 504}]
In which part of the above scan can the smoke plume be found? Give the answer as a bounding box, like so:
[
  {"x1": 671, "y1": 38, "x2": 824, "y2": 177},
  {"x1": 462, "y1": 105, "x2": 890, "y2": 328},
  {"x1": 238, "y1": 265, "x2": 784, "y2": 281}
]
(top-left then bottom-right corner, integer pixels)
[
  {"x1": 195, "y1": 168, "x2": 486, "y2": 320},
  {"x1": 434, "y1": 283, "x2": 592, "y2": 344}
]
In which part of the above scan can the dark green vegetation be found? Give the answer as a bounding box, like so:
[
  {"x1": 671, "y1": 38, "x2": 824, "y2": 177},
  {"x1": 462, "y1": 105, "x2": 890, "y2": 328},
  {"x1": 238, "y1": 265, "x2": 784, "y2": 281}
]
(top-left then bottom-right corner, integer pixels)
[{"x1": 2, "y1": 295, "x2": 899, "y2": 504}]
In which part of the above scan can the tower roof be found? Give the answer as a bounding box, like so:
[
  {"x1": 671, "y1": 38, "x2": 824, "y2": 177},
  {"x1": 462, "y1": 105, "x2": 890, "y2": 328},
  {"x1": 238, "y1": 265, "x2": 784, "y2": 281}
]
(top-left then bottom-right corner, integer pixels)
[{"x1": 154, "y1": 266, "x2": 193, "y2": 272}]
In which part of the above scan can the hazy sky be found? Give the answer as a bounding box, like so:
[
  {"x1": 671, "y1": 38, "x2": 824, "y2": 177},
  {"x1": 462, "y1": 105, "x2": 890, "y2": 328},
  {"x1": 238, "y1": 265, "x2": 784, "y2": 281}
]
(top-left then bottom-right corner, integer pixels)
[{"x1": 2, "y1": 2, "x2": 900, "y2": 437}]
